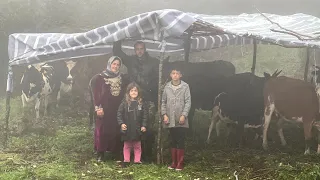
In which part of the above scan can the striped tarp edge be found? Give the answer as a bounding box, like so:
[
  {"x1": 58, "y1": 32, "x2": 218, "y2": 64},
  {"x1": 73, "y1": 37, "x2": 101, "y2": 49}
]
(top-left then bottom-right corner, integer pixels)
[{"x1": 8, "y1": 9, "x2": 320, "y2": 66}]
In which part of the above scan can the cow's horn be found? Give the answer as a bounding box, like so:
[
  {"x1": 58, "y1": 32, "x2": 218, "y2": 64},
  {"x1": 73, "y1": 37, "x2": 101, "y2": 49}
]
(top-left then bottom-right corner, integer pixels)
[{"x1": 276, "y1": 70, "x2": 282, "y2": 76}]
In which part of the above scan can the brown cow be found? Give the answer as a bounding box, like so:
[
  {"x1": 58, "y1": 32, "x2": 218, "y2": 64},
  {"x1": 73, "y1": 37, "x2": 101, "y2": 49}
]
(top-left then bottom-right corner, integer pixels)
[{"x1": 263, "y1": 76, "x2": 320, "y2": 154}]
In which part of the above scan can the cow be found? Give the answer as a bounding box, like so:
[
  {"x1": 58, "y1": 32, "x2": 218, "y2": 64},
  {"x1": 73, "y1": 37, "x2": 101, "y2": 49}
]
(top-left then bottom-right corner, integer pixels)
[
  {"x1": 21, "y1": 64, "x2": 53, "y2": 119},
  {"x1": 262, "y1": 75, "x2": 320, "y2": 154},
  {"x1": 311, "y1": 64, "x2": 320, "y2": 97},
  {"x1": 20, "y1": 60, "x2": 77, "y2": 119},
  {"x1": 47, "y1": 60, "x2": 77, "y2": 107},
  {"x1": 206, "y1": 70, "x2": 282, "y2": 147},
  {"x1": 150, "y1": 60, "x2": 236, "y2": 123}
]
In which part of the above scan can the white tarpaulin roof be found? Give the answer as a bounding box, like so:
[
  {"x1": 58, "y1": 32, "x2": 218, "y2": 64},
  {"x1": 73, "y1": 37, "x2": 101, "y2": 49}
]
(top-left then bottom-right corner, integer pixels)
[{"x1": 8, "y1": 9, "x2": 320, "y2": 66}]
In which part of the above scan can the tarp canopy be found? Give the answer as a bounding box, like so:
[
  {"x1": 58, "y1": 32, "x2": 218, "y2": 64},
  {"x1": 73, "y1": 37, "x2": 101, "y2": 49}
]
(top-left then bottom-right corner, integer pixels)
[{"x1": 8, "y1": 9, "x2": 320, "y2": 66}]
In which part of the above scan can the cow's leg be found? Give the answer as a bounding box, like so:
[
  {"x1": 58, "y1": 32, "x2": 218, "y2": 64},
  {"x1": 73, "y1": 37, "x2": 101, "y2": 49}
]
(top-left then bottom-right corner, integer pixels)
[
  {"x1": 206, "y1": 106, "x2": 220, "y2": 144},
  {"x1": 215, "y1": 120, "x2": 223, "y2": 137},
  {"x1": 262, "y1": 102, "x2": 275, "y2": 150},
  {"x1": 317, "y1": 129, "x2": 320, "y2": 154},
  {"x1": 56, "y1": 90, "x2": 61, "y2": 108},
  {"x1": 21, "y1": 93, "x2": 27, "y2": 117},
  {"x1": 21, "y1": 93, "x2": 27, "y2": 108},
  {"x1": 276, "y1": 118, "x2": 287, "y2": 146},
  {"x1": 303, "y1": 118, "x2": 313, "y2": 155},
  {"x1": 44, "y1": 96, "x2": 49, "y2": 117},
  {"x1": 188, "y1": 106, "x2": 196, "y2": 138},
  {"x1": 35, "y1": 97, "x2": 41, "y2": 121},
  {"x1": 237, "y1": 120, "x2": 245, "y2": 148}
]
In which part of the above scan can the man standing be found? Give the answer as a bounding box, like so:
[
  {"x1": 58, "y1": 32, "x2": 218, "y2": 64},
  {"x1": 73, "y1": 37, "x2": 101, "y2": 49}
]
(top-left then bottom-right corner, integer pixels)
[
  {"x1": 113, "y1": 40, "x2": 159, "y2": 102},
  {"x1": 113, "y1": 40, "x2": 158, "y2": 163}
]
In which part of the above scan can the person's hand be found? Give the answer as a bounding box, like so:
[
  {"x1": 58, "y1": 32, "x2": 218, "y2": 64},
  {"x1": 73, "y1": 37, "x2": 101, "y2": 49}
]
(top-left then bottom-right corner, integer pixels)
[
  {"x1": 141, "y1": 127, "x2": 146, "y2": 132},
  {"x1": 96, "y1": 108, "x2": 104, "y2": 117},
  {"x1": 163, "y1": 115, "x2": 169, "y2": 124},
  {"x1": 121, "y1": 124, "x2": 127, "y2": 131},
  {"x1": 179, "y1": 115, "x2": 185, "y2": 125}
]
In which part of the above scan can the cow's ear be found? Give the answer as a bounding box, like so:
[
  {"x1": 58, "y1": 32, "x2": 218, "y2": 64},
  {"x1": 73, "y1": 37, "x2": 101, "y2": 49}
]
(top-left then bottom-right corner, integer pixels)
[
  {"x1": 272, "y1": 70, "x2": 282, "y2": 77},
  {"x1": 313, "y1": 122, "x2": 320, "y2": 131},
  {"x1": 264, "y1": 72, "x2": 270, "y2": 78}
]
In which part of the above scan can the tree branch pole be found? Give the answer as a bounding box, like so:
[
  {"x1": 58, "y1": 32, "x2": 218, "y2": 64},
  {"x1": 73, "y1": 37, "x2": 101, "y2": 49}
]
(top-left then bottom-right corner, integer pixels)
[
  {"x1": 251, "y1": 39, "x2": 257, "y2": 74},
  {"x1": 304, "y1": 48, "x2": 310, "y2": 81},
  {"x1": 255, "y1": 7, "x2": 320, "y2": 41},
  {"x1": 156, "y1": 39, "x2": 167, "y2": 165},
  {"x1": 184, "y1": 29, "x2": 193, "y2": 62},
  {"x1": 4, "y1": 65, "x2": 13, "y2": 149}
]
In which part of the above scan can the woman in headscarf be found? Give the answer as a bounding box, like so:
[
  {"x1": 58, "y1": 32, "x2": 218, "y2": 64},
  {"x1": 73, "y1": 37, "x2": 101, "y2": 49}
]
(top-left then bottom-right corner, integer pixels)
[{"x1": 89, "y1": 56, "x2": 128, "y2": 162}]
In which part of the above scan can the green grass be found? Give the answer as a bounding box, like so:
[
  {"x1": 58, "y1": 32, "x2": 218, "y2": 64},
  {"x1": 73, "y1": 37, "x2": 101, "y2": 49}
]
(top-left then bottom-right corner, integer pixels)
[{"x1": 1, "y1": 97, "x2": 320, "y2": 180}]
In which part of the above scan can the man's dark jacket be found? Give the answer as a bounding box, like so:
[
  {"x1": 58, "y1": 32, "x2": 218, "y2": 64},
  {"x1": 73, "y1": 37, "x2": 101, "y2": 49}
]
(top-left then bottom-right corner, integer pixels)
[{"x1": 113, "y1": 41, "x2": 159, "y2": 102}]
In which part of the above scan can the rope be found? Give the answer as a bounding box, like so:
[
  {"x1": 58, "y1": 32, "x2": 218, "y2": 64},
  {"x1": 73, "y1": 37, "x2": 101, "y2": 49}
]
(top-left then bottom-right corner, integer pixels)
[{"x1": 314, "y1": 49, "x2": 317, "y2": 85}]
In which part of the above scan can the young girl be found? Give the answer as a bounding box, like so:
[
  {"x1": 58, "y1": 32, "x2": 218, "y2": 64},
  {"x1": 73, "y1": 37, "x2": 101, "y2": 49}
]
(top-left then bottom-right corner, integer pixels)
[{"x1": 117, "y1": 82, "x2": 147, "y2": 166}]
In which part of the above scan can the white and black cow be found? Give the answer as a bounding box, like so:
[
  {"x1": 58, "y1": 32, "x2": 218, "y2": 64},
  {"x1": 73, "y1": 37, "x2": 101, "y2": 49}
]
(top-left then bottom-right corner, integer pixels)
[
  {"x1": 48, "y1": 60, "x2": 77, "y2": 107},
  {"x1": 20, "y1": 60, "x2": 77, "y2": 119},
  {"x1": 206, "y1": 70, "x2": 282, "y2": 146},
  {"x1": 311, "y1": 64, "x2": 320, "y2": 97}
]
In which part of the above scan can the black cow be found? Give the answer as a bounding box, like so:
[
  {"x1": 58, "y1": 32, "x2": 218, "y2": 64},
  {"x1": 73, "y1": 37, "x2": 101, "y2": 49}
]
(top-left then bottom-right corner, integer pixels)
[
  {"x1": 150, "y1": 60, "x2": 236, "y2": 118},
  {"x1": 20, "y1": 60, "x2": 77, "y2": 119},
  {"x1": 206, "y1": 70, "x2": 282, "y2": 146}
]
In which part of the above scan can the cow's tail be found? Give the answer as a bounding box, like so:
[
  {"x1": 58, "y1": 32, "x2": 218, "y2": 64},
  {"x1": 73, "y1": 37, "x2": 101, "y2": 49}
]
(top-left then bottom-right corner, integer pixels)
[
  {"x1": 213, "y1": 92, "x2": 226, "y2": 106},
  {"x1": 211, "y1": 92, "x2": 226, "y2": 116}
]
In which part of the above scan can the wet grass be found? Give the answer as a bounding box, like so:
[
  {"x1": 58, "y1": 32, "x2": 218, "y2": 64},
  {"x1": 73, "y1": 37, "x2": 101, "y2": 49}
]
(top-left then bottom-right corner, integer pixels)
[{"x1": 1, "y1": 97, "x2": 320, "y2": 180}]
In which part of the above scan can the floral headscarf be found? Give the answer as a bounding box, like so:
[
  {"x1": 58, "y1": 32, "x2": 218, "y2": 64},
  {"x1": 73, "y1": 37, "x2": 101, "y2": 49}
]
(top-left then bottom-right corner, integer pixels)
[{"x1": 102, "y1": 56, "x2": 122, "y2": 78}]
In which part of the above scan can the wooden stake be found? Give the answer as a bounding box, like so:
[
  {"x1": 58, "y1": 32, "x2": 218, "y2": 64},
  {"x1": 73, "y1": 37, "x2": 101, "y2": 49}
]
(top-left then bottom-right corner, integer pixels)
[
  {"x1": 4, "y1": 66, "x2": 13, "y2": 148},
  {"x1": 304, "y1": 48, "x2": 310, "y2": 81},
  {"x1": 251, "y1": 39, "x2": 257, "y2": 74},
  {"x1": 156, "y1": 40, "x2": 166, "y2": 164}
]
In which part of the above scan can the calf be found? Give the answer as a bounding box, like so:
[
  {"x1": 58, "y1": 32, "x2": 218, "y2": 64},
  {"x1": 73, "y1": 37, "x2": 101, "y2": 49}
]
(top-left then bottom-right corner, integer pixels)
[
  {"x1": 207, "y1": 92, "x2": 264, "y2": 145},
  {"x1": 21, "y1": 64, "x2": 53, "y2": 119},
  {"x1": 20, "y1": 60, "x2": 77, "y2": 119},
  {"x1": 263, "y1": 76, "x2": 320, "y2": 154},
  {"x1": 47, "y1": 60, "x2": 77, "y2": 107},
  {"x1": 207, "y1": 71, "x2": 282, "y2": 146}
]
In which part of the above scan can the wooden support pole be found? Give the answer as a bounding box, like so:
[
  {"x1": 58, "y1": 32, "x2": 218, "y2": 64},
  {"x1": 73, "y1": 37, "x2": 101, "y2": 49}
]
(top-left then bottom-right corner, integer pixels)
[
  {"x1": 251, "y1": 39, "x2": 257, "y2": 74},
  {"x1": 4, "y1": 91, "x2": 11, "y2": 148},
  {"x1": 156, "y1": 40, "x2": 166, "y2": 165},
  {"x1": 3, "y1": 66, "x2": 13, "y2": 148},
  {"x1": 184, "y1": 30, "x2": 192, "y2": 62},
  {"x1": 304, "y1": 48, "x2": 310, "y2": 81}
]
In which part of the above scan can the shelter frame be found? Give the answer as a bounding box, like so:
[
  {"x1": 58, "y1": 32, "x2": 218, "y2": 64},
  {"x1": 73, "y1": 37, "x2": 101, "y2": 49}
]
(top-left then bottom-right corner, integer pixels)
[{"x1": 4, "y1": 9, "x2": 320, "y2": 165}]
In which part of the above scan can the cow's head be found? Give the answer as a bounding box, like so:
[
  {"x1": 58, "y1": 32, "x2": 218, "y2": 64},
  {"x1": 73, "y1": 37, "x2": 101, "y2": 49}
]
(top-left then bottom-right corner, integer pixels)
[
  {"x1": 263, "y1": 69, "x2": 282, "y2": 79},
  {"x1": 21, "y1": 65, "x2": 45, "y2": 97},
  {"x1": 248, "y1": 70, "x2": 282, "y2": 100},
  {"x1": 49, "y1": 60, "x2": 77, "y2": 84}
]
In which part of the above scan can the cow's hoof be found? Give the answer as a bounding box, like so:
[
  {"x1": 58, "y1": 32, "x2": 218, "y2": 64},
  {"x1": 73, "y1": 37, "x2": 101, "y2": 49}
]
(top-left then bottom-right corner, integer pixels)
[
  {"x1": 206, "y1": 139, "x2": 210, "y2": 144},
  {"x1": 304, "y1": 149, "x2": 311, "y2": 155},
  {"x1": 262, "y1": 143, "x2": 268, "y2": 150},
  {"x1": 317, "y1": 145, "x2": 320, "y2": 154}
]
